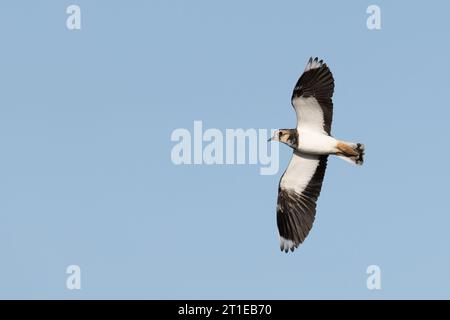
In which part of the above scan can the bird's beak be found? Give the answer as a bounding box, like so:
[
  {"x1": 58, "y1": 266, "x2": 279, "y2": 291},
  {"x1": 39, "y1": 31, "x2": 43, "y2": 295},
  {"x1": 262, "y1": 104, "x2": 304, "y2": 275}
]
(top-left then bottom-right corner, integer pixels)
[{"x1": 267, "y1": 137, "x2": 273, "y2": 142}]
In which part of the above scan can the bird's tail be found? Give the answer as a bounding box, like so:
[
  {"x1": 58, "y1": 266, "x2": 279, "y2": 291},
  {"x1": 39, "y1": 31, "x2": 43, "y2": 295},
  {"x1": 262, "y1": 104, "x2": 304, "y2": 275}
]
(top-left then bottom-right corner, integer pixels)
[{"x1": 336, "y1": 142, "x2": 365, "y2": 165}]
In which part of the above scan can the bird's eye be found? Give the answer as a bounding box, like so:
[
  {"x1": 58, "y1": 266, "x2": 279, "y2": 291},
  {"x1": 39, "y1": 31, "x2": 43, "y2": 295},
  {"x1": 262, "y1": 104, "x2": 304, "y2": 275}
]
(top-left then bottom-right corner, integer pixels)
[{"x1": 278, "y1": 132, "x2": 282, "y2": 137}]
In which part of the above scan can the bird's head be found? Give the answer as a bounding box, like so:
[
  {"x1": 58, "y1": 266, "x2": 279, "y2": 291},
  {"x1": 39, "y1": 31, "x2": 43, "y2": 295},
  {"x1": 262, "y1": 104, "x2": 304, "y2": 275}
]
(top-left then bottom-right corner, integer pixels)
[{"x1": 268, "y1": 129, "x2": 298, "y2": 148}]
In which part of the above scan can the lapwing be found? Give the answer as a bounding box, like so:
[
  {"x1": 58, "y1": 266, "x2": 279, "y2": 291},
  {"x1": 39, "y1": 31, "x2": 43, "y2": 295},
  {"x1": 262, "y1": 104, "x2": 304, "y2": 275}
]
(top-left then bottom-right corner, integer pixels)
[{"x1": 269, "y1": 57, "x2": 365, "y2": 252}]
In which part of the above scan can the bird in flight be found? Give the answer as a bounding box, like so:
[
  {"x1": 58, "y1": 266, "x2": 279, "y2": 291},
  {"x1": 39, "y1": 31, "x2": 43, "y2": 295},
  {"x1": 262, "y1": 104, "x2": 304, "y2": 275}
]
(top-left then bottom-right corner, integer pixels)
[{"x1": 269, "y1": 57, "x2": 365, "y2": 252}]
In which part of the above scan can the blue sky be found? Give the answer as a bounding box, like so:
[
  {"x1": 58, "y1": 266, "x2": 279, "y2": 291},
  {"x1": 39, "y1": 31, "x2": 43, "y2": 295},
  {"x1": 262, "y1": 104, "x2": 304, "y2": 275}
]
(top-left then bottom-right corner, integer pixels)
[{"x1": 0, "y1": 0, "x2": 449, "y2": 299}]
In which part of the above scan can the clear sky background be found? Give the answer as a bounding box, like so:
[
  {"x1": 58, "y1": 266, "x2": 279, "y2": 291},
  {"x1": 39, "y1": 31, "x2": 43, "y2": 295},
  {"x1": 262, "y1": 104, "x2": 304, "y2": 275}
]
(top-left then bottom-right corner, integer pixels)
[{"x1": 0, "y1": 0, "x2": 449, "y2": 299}]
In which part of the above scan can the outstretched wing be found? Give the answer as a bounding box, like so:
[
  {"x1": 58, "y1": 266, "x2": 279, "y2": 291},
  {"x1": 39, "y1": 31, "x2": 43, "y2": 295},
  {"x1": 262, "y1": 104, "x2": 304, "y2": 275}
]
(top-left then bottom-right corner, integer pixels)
[
  {"x1": 291, "y1": 57, "x2": 335, "y2": 135},
  {"x1": 277, "y1": 151, "x2": 328, "y2": 252}
]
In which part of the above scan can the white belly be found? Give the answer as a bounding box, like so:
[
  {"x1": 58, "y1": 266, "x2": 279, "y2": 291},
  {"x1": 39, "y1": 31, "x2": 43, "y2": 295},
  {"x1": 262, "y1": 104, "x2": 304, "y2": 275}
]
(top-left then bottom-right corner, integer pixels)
[{"x1": 297, "y1": 130, "x2": 338, "y2": 155}]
